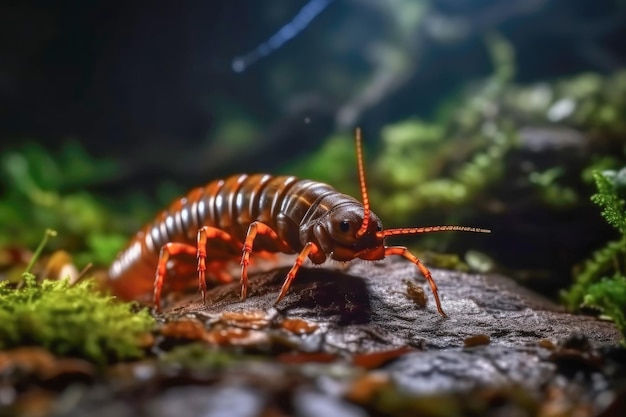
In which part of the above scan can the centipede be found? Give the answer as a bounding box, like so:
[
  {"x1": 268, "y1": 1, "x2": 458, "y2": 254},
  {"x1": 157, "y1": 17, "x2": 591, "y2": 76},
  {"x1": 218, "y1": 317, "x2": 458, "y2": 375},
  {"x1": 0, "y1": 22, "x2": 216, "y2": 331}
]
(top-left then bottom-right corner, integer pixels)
[{"x1": 108, "y1": 128, "x2": 490, "y2": 317}]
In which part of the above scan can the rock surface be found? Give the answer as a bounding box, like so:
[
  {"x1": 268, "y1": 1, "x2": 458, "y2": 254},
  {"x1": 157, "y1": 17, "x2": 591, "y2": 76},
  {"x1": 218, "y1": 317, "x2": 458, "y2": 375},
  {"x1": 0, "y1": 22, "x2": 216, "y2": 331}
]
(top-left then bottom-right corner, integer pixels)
[
  {"x1": 9, "y1": 260, "x2": 626, "y2": 416},
  {"x1": 173, "y1": 259, "x2": 621, "y2": 351},
  {"x1": 134, "y1": 259, "x2": 621, "y2": 415}
]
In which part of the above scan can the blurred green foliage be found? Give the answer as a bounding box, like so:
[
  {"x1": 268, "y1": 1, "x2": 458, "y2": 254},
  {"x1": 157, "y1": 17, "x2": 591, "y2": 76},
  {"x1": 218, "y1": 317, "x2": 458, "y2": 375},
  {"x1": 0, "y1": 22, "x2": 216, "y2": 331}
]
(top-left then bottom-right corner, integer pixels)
[
  {"x1": 287, "y1": 31, "x2": 626, "y2": 224},
  {"x1": 1, "y1": 29, "x2": 624, "y2": 331},
  {"x1": 563, "y1": 169, "x2": 626, "y2": 337},
  {"x1": 367, "y1": 33, "x2": 517, "y2": 227},
  {"x1": 278, "y1": 132, "x2": 361, "y2": 197},
  {"x1": 283, "y1": 31, "x2": 626, "y2": 281},
  {"x1": 503, "y1": 72, "x2": 626, "y2": 134},
  {"x1": 284, "y1": 34, "x2": 518, "y2": 230},
  {"x1": 372, "y1": 117, "x2": 510, "y2": 225},
  {"x1": 0, "y1": 140, "x2": 155, "y2": 267}
]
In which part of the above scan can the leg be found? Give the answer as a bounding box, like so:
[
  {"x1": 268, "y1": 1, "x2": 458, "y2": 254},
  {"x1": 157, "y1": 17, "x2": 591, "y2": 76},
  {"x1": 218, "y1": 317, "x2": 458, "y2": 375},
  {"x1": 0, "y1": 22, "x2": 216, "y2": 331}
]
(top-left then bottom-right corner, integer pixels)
[
  {"x1": 240, "y1": 221, "x2": 291, "y2": 300},
  {"x1": 274, "y1": 241, "x2": 319, "y2": 305},
  {"x1": 384, "y1": 246, "x2": 447, "y2": 318},
  {"x1": 196, "y1": 226, "x2": 242, "y2": 302},
  {"x1": 154, "y1": 242, "x2": 197, "y2": 311},
  {"x1": 154, "y1": 227, "x2": 241, "y2": 311}
]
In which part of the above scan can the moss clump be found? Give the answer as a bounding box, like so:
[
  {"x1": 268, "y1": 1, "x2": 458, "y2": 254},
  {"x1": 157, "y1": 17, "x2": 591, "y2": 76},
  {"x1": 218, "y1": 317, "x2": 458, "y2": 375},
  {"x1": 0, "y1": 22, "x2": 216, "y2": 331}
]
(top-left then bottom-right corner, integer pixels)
[
  {"x1": 583, "y1": 275, "x2": 626, "y2": 333},
  {"x1": 563, "y1": 169, "x2": 626, "y2": 337},
  {"x1": 0, "y1": 271, "x2": 155, "y2": 364},
  {"x1": 590, "y1": 169, "x2": 626, "y2": 234}
]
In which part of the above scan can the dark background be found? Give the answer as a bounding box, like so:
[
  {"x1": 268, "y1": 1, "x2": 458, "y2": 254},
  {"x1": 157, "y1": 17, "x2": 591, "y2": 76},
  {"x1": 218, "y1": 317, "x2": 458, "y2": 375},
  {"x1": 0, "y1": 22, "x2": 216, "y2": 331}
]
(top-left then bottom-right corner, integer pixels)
[
  {"x1": 1, "y1": 0, "x2": 624, "y2": 187},
  {"x1": 1, "y1": 0, "x2": 626, "y2": 296}
]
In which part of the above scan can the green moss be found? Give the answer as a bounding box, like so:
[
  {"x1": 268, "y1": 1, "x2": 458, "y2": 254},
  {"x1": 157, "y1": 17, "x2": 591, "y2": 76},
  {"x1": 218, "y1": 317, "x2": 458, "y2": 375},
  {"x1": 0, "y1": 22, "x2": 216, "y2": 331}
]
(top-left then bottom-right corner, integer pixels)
[
  {"x1": 0, "y1": 231, "x2": 155, "y2": 364},
  {"x1": 565, "y1": 239, "x2": 626, "y2": 309},
  {"x1": 584, "y1": 274, "x2": 626, "y2": 333},
  {"x1": 0, "y1": 274, "x2": 154, "y2": 364},
  {"x1": 563, "y1": 169, "x2": 626, "y2": 337},
  {"x1": 590, "y1": 170, "x2": 626, "y2": 234}
]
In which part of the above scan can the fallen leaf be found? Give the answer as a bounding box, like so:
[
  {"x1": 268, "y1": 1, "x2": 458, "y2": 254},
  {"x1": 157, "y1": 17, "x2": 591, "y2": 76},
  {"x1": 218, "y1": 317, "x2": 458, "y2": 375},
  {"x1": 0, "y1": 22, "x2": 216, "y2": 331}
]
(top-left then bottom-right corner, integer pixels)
[
  {"x1": 220, "y1": 310, "x2": 271, "y2": 329},
  {"x1": 160, "y1": 320, "x2": 208, "y2": 341},
  {"x1": 280, "y1": 318, "x2": 319, "y2": 335},
  {"x1": 463, "y1": 334, "x2": 491, "y2": 347},
  {"x1": 344, "y1": 372, "x2": 390, "y2": 404},
  {"x1": 352, "y1": 347, "x2": 413, "y2": 369}
]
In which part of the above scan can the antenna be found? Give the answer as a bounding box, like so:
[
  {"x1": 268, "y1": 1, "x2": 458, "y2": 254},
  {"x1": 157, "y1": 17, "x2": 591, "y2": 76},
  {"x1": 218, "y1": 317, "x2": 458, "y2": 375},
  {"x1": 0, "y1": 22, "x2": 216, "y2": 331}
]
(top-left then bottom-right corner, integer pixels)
[
  {"x1": 381, "y1": 226, "x2": 491, "y2": 238},
  {"x1": 353, "y1": 129, "x2": 491, "y2": 240},
  {"x1": 355, "y1": 128, "x2": 371, "y2": 238}
]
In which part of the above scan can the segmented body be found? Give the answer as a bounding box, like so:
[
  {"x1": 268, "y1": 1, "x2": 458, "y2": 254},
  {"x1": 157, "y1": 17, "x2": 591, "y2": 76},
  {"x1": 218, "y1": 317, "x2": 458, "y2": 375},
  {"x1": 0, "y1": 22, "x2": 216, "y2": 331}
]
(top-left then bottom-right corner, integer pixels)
[
  {"x1": 108, "y1": 128, "x2": 490, "y2": 316},
  {"x1": 108, "y1": 174, "x2": 357, "y2": 301}
]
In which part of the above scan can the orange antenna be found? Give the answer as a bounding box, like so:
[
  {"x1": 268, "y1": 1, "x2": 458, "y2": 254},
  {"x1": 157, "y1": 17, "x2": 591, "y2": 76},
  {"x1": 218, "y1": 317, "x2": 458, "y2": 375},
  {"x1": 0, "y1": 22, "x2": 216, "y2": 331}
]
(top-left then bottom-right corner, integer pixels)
[
  {"x1": 380, "y1": 225, "x2": 491, "y2": 238},
  {"x1": 355, "y1": 127, "x2": 370, "y2": 238}
]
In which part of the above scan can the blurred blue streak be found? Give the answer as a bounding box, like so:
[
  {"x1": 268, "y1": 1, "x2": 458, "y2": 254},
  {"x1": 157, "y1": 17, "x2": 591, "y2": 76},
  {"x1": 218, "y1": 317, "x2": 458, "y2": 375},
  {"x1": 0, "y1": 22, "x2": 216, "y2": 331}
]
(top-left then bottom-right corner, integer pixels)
[{"x1": 232, "y1": 0, "x2": 334, "y2": 73}]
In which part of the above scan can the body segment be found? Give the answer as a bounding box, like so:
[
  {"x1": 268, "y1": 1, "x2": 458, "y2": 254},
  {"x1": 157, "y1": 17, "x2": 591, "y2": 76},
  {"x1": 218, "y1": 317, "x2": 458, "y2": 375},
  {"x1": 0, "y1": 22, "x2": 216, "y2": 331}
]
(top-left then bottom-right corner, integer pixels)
[
  {"x1": 108, "y1": 129, "x2": 490, "y2": 316},
  {"x1": 108, "y1": 174, "x2": 356, "y2": 301}
]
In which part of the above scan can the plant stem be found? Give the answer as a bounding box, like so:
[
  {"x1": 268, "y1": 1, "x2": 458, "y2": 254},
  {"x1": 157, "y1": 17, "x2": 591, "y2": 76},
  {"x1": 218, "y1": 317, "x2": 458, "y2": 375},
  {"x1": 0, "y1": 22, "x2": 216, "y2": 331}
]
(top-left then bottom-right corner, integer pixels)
[{"x1": 24, "y1": 228, "x2": 58, "y2": 275}]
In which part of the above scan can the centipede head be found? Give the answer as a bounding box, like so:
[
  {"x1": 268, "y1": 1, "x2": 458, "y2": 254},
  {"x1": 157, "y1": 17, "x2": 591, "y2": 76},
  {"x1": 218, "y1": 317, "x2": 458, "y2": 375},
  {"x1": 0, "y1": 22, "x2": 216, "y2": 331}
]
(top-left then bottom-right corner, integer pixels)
[
  {"x1": 312, "y1": 128, "x2": 490, "y2": 263},
  {"x1": 314, "y1": 201, "x2": 385, "y2": 262},
  {"x1": 310, "y1": 128, "x2": 385, "y2": 262},
  {"x1": 320, "y1": 128, "x2": 490, "y2": 262}
]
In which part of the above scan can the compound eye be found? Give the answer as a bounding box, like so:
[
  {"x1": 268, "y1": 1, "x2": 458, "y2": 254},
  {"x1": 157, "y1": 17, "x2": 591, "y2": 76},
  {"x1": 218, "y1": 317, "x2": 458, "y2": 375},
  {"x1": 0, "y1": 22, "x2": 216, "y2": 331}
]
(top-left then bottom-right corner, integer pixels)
[{"x1": 339, "y1": 220, "x2": 350, "y2": 233}]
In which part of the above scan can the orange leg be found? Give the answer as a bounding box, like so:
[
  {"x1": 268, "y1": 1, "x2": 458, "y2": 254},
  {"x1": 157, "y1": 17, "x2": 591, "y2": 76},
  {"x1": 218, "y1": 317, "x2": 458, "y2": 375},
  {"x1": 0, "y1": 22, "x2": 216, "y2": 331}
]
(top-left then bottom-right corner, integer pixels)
[
  {"x1": 154, "y1": 242, "x2": 197, "y2": 311},
  {"x1": 196, "y1": 226, "x2": 242, "y2": 301},
  {"x1": 240, "y1": 221, "x2": 291, "y2": 300},
  {"x1": 275, "y1": 241, "x2": 319, "y2": 305},
  {"x1": 153, "y1": 227, "x2": 241, "y2": 311},
  {"x1": 384, "y1": 246, "x2": 447, "y2": 318}
]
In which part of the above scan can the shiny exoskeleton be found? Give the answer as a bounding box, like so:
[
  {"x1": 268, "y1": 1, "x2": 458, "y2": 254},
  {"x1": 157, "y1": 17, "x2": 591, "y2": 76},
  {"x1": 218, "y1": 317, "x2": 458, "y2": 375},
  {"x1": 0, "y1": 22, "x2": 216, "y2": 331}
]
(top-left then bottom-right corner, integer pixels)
[{"x1": 108, "y1": 129, "x2": 490, "y2": 316}]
